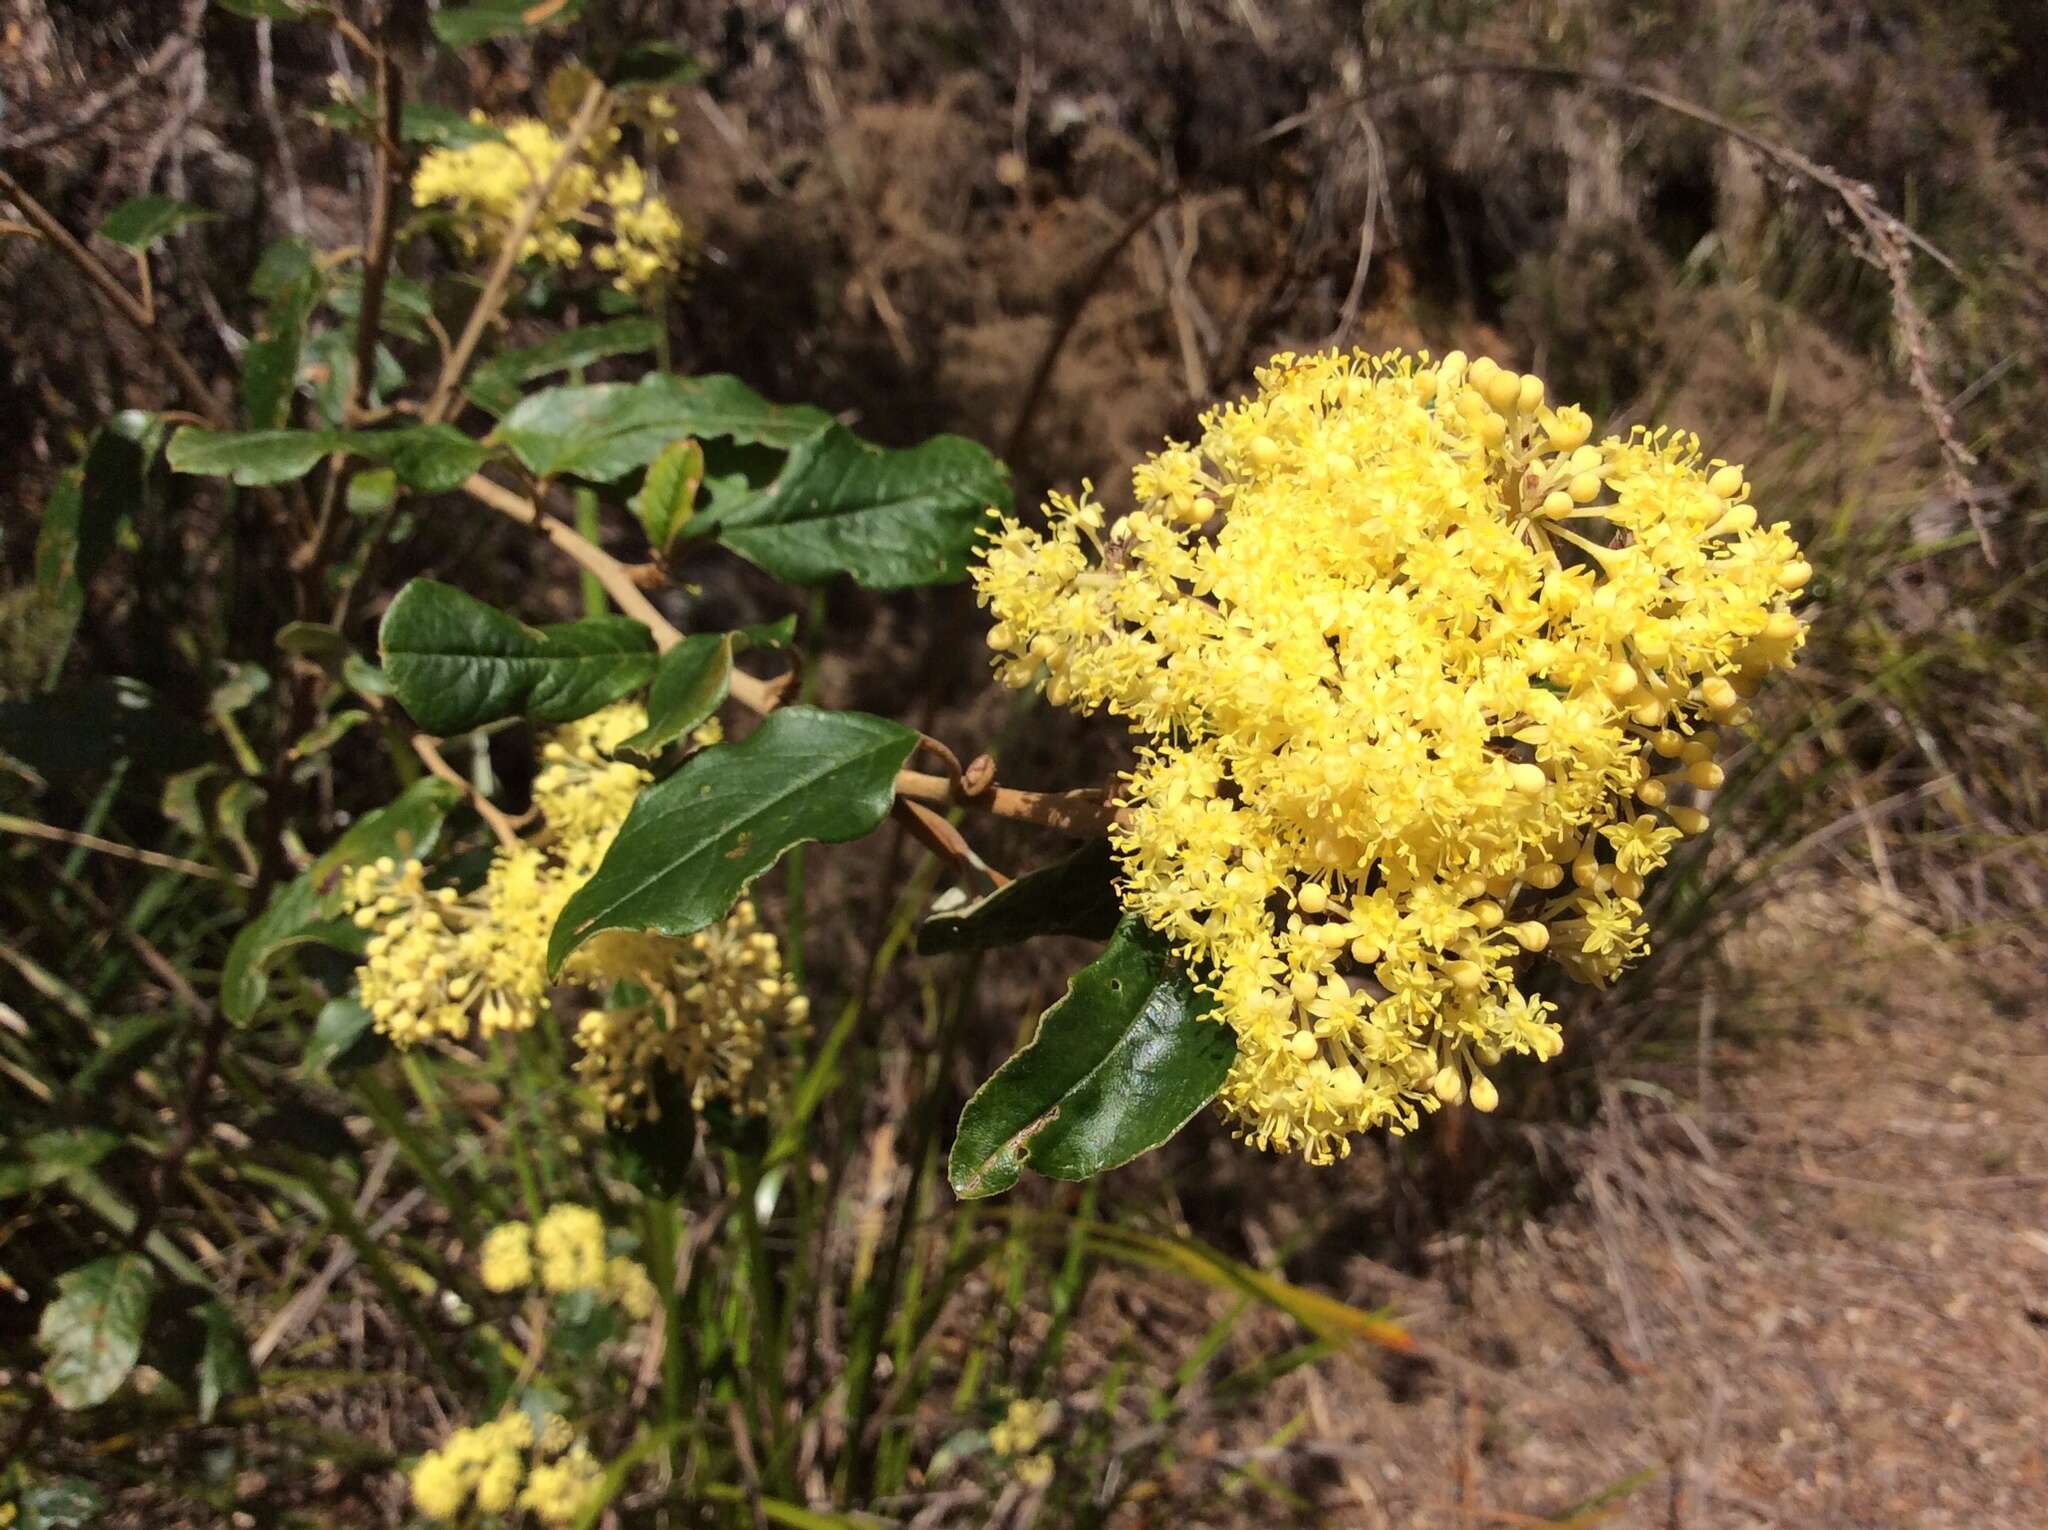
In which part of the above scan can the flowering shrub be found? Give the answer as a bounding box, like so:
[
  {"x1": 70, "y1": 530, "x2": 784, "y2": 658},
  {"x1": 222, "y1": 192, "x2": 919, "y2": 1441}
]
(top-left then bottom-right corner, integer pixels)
[{"x1": 977, "y1": 349, "x2": 1807, "y2": 1161}]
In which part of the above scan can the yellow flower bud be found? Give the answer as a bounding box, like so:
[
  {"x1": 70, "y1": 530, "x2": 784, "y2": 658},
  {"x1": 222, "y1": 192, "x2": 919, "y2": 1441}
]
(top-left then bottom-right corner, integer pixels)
[
  {"x1": 1707, "y1": 464, "x2": 1746, "y2": 498},
  {"x1": 1432, "y1": 1065, "x2": 1465, "y2": 1104},
  {"x1": 1568, "y1": 472, "x2": 1602, "y2": 503},
  {"x1": 1517, "y1": 374, "x2": 1545, "y2": 412},
  {"x1": 1684, "y1": 759, "x2": 1725, "y2": 790},
  {"x1": 1482, "y1": 369, "x2": 1523, "y2": 413},
  {"x1": 1295, "y1": 882, "x2": 1329, "y2": 914},
  {"x1": 1468, "y1": 1073, "x2": 1499, "y2": 1113}
]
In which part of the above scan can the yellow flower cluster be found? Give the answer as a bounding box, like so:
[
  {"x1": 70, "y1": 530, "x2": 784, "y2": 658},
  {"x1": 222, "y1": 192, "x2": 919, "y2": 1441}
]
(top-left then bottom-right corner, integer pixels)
[
  {"x1": 975, "y1": 348, "x2": 1808, "y2": 1163},
  {"x1": 410, "y1": 116, "x2": 687, "y2": 294},
  {"x1": 988, "y1": 1399, "x2": 1059, "y2": 1488},
  {"x1": 477, "y1": 1204, "x2": 658, "y2": 1320},
  {"x1": 571, "y1": 899, "x2": 810, "y2": 1123},
  {"x1": 408, "y1": 1408, "x2": 599, "y2": 1526},
  {"x1": 346, "y1": 706, "x2": 650, "y2": 1048}
]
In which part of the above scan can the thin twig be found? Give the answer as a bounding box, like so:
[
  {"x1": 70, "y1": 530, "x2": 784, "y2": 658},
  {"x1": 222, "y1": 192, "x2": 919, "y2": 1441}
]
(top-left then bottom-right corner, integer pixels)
[
  {"x1": 411, "y1": 735, "x2": 522, "y2": 851},
  {"x1": 0, "y1": 0, "x2": 208, "y2": 152},
  {"x1": 0, "y1": 811, "x2": 253, "y2": 886},
  {"x1": 423, "y1": 80, "x2": 609, "y2": 424},
  {"x1": 348, "y1": 21, "x2": 405, "y2": 426},
  {"x1": 0, "y1": 165, "x2": 223, "y2": 424}
]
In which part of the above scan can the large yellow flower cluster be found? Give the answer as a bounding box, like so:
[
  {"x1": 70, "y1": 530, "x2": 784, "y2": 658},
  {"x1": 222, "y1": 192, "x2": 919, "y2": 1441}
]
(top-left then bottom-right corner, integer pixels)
[
  {"x1": 477, "y1": 1204, "x2": 658, "y2": 1320},
  {"x1": 346, "y1": 705, "x2": 650, "y2": 1047},
  {"x1": 572, "y1": 898, "x2": 810, "y2": 1124},
  {"x1": 410, "y1": 117, "x2": 687, "y2": 295},
  {"x1": 408, "y1": 1408, "x2": 600, "y2": 1526},
  {"x1": 975, "y1": 348, "x2": 1808, "y2": 1163}
]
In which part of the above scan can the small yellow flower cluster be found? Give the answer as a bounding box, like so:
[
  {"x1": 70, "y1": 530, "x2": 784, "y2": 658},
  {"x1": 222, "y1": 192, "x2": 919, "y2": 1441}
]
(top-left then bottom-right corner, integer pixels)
[
  {"x1": 408, "y1": 1408, "x2": 599, "y2": 1526},
  {"x1": 410, "y1": 116, "x2": 687, "y2": 295},
  {"x1": 476, "y1": 1205, "x2": 658, "y2": 1320},
  {"x1": 346, "y1": 706, "x2": 650, "y2": 1047},
  {"x1": 974, "y1": 348, "x2": 1808, "y2": 1163},
  {"x1": 989, "y1": 1399, "x2": 1059, "y2": 1488},
  {"x1": 571, "y1": 899, "x2": 810, "y2": 1123}
]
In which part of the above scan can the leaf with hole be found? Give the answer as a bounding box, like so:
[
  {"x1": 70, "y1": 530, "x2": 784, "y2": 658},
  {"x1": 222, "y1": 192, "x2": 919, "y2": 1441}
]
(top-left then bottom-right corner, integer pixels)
[
  {"x1": 38, "y1": 1254, "x2": 156, "y2": 1409},
  {"x1": 687, "y1": 424, "x2": 1010, "y2": 589},
  {"x1": 379, "y1": 578, "x2": 658, "y2": 735},
  {"x1": 949, "y1": 916, "x2": 1236, "y2": 1198},
  {"x1": 549, "y1": 705, "x2": 916, "y2": 973}
]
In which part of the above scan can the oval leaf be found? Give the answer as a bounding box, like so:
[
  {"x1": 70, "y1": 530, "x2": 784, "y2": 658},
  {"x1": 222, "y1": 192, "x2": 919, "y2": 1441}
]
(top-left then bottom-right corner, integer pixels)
[
  {"x1": 688, "y1": 424, "x2": 1010, "y2": 589},
  {"x1": 548, "y1": 706, "x2": 916, "y2": 973},
  {"x1": 919, "y1": 838, "x2": 1123, "y2": 956},
  {"x1": 432, "y1": 0, "x2": 586, "y2": 46},
  {"x1": 39, "y1": 1254, "x2": 156, "y2": 1409},
  {"x1": 496, "y1": 373, "x2": 832, "y2": 483},
  {"x1": 97, "y1": 196, "x2": 217, "y2": 251},
  {"x1": 467, "y1": 316, "x2": 662, "y2": 416},
  {"x1": 949, "y1": 916, "x2": 1236, "y2": 1199},
  {"x1": 379, "y1": 578, "x2": 657, "y2": 735},
  {"x1": 613, "y1": 631, "x2": 732, "y2": 763},
  {"x1": 633, "y1": 437, "x2": 704, "y2": 556}
]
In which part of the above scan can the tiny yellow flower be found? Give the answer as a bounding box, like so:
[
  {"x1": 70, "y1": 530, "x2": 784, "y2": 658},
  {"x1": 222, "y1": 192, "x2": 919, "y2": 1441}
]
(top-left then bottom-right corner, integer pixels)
[
  {"x1": 534, "y1": 1203, "x2": 607, "y2": 1294},
  {"x1": 478, "y1": 1222, "x2": 534, "y2": 1293}
]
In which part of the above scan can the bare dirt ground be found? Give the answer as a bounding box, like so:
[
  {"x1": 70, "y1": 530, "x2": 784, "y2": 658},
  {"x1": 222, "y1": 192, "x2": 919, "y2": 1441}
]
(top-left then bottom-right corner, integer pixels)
[{"x1": 1257, "y1": 923, "x2": 2048, "y2": 1528}]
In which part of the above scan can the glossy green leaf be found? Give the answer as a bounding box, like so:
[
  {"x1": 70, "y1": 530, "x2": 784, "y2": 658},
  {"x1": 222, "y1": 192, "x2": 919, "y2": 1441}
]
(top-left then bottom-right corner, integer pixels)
[
  {"x1": 97, "y1": 196, "x2": 217, "y2": 250},
  {"x1": 689, "y1": 424, "x2": 1009, "y2": 589},
  {"x1": 613, "y1": 632, "x2": 731, "y2": 763},
  {"x1": 632, "y1": 437, "x2": 703, "y2": 556},
  {"x1": 467, "y1": 316, "x2": 663, "y2": 415},
  {"x1": 379, "y1": 579, "x2": 657, "y2": 735},
  {"x1": 919, "y1": 837, "x2": 1123, "y2": 955},
  {"x1": 496, "y1": 373, "x2": 832, "y2": 482},
  {"x1": 198, "y1": 1301, "x2": 256, "y2": 1423},
  {"x1": 432, "y1": 0, "x2": 586, "y2": 47},
  {"x1": 949, "y1": 916, "x2": 1235, "y2": 1198},
  {"x1": 166, "y1": 424, "x2": 488, "y2": 491},
  {"x1": 221, "y1": 777, "x2": 461, "y2": 1024},
  {"x1": 548, "y1": 706, "x2": 916, "y2": 973},
  {"x1": 38, "y1": 1254, "x2": 156, "y2": 1409}
]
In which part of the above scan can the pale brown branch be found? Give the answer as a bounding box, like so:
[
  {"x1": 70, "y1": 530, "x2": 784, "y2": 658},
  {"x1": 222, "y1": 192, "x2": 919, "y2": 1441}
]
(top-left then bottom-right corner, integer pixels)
[
  {"x1": 0, "y1": 810, "x2": 253, "y2": 887},
  {"x1": 410, "y1": 735, "x2": 522, "y2": 851},
  {"x1": 423, "y1": 80, "x2": 609, "y2": 424},
  {"x1": 0, "y1": 165, "x2": 224, "y2": 425}
]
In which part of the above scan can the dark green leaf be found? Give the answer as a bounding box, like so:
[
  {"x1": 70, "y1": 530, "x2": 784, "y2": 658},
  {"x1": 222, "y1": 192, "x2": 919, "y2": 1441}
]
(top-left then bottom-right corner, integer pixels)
[
  {"x1": 221, "y1": 778, "x2": 461, "y2": 1024},
  {"x1": 613, "y1": 632, "x2": 730, "y2": 763},
  {"x1": 467, "y1": 316, "x2": 663, "y2": 416},
  {"x1": 631, "y1": 438, "x2": 702, "y2": 556},
  {"x1": 166, "y1": 424, "x2": 488, "y2": 491},
  {"x1": 166, "y1": 427, "x2": 328, "y2": 486},
  {"x1": 0, "y1": 1129, "x2": 122, "y2": 1200},
  {"x1": 243, "y1": 260, "x2": 320, "y2": 429},
  {"x1": 305, "y1": 330, "x2": 404, "y2": 428},
  {"x1": 549, "y1": 705, "x2": 916, "y2": 973},
  {"x1": 198, "y1": 1301, "x2": 256, "y2": 1423},
  {"x1": 97, "y1": 196, "x2": 217, "y2": 250},
  {"x1": 496, "y1": 373, "x2": 831, "y2": 482},
  {"x1": 34, "y1": 414, "x2": 167, "y2": 673},
  {"x1": 214, "y1": 0, "x2": 321, "y2": 17},
  {"x1": 609, "y1": 41, "x2": 703, "y2": 89},
  {"x1": 431, "y1": 0, "x2": 586, "y2": 47},
  {"x1": 301, "y1": 996, "x2": 386, "y2": 1076},
  {"x1": 919, "y1": 837, "x2": 1123, "y2": 955},
  {"x1": 39, "y1": 1254, "x2": 156, "y2": 1409},
  {"x1": 402, "y1": 101, "x2": 508, "y2": 147},
  {"x1": 379, "y1": 579, "x2": 658, "y2": 735},
  {"x1": 949, "y1": 917, "x2": 1235, "y2": 1199},
  {"x1": 249, "y1": 238, "x2": 318, "y2": 301},
  {"x1": 689, "y1": 424, "x2": 1010, "y2": 589}
]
